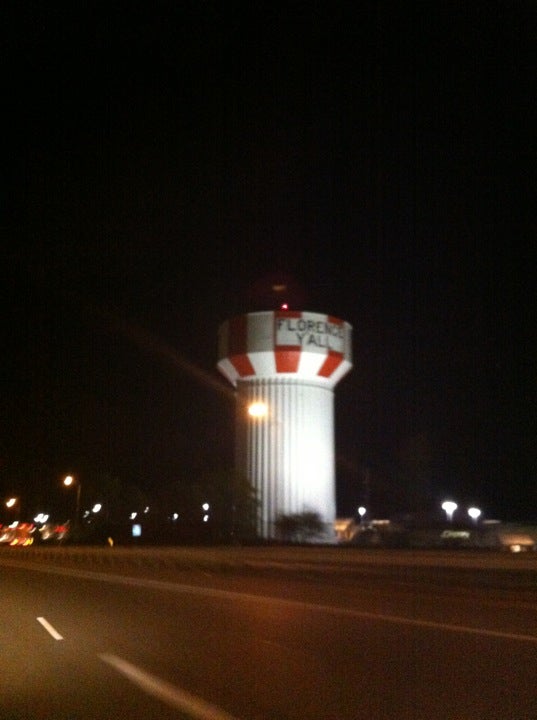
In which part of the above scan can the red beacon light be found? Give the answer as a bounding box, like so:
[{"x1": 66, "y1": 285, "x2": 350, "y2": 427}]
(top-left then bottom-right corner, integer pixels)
[{"x1": 280, "y1": 303, "x2": 289, "y2": 310}]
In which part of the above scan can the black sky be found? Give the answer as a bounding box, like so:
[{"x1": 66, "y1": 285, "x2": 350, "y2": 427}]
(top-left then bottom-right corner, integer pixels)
[{"x1": 2, "y1": 1, "x2": 536, "y2": 521}]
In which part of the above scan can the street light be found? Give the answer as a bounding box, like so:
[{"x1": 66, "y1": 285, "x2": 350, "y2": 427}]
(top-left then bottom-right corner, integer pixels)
[
  {"x1": 441, "y1": 500, "x2": 458, "y2": 523},
  {"x1": 63, "y1": 475, "x2": 81, "y2": 525},
  {"x1": 5, "y1": 497, "x2": 20, "y2": 517},
  {"x1": 357, "y1": 506, "x2": 367, "y2": 523},
  {"x1": 468, "y1": 507, "x2": 482, "y2": 525},
  {"x1": 248, "y1": 401, "x2": 268, "y2": 418}
]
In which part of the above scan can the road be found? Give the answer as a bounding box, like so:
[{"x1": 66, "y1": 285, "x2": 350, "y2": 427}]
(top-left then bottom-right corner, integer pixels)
[{"x1": 1, "y1": 552, "x2": 536, "y2": 719}]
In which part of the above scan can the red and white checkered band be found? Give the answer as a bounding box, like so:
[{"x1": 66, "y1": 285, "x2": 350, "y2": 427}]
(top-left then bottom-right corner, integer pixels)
[{"x1": 217, "y1": 310, "x2": 352, "y2": 387}]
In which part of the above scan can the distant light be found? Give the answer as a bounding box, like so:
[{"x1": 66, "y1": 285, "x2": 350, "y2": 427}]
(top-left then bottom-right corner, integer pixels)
[
  {"x1": 272, "y1": 284, "x2": 287, "y2": 292},
  {"x1": 441, "y1": 529, "x2": 470, "y2": 539},
  {"x1": 172, "y1": 513, "x2": 179, "y2": 521},
  {"x1": 468, "y1": 507, "x2": 482, "y2": 521},
  {"x1": 63, "y1": 475, "x2": 74, "y2": 487},
  {"x1": 280, "y1": 303, "x2": 289, "y2": 310},
  {"x1": 357, "y1": 506, "x2": 367, "y2": 518},
  {"x1": 132, "y1": 524, "x2": 142, "y2": 538},
  {"x1": 144, "y1": 506, "x2": 150, "y2": 514},
  {"x1": 248, "y1": 402, "x2": 268, "y2": 418},
  {"x1": 9, "y1": 521, "x2": 19, "y2": 528},
  {"x1": 130, "y1": 512, "x2": 137, "y2": 520},
  {"x1": 6, "y1": 498, "x2": 17, "y2": 508},
  {"x1": 441, "y1": 501, "x2": 458, "y2": 522},
  {"x1": 203, "y1": 514, "x2": 209, "y2": 522},
  {"x1": 40, "y1": 525, "x2": 54, "y2": 540},
  {"x1": 202, "y1": 503, "x2": 210, "y2": 511},
  {"x1": 92, "y1": 503, "x2": 102, "y2": 513},
  {"x1": 34, "y1": 513, "x2": 49, "y2": 524}
]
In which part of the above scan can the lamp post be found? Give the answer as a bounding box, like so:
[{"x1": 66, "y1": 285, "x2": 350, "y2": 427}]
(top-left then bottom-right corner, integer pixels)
[
  {"x1": 63, "y1": 475, "x2": 81, "y2": 526},
  {"x1": 5, "y1": 497, "x2": 20, "y2": 521},
  {"x1": 441, "y1": 500, "x2": 458, "y2": 524},
  {"x1": 246, "y1": 400, "x2": 281, "y2": 537}
]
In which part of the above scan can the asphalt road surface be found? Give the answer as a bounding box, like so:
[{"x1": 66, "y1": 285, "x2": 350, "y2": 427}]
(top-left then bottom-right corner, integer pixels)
[{"x1": 1, "y1": 554, "x2": 536, "y2": 719}]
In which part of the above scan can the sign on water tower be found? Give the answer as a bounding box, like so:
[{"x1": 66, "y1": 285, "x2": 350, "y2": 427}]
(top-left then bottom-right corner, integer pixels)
[{"x1": 275, "y1": 313, "x2": 346, "y2": 352}]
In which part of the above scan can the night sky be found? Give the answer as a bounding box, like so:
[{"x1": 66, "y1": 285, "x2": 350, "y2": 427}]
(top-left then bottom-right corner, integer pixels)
[{"x1": 2, "y1": 2, "x2": 536, "y2": 522}]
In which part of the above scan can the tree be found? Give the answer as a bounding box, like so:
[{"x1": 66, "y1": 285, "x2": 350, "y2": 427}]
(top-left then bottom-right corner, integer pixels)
[
  {"x1": 84, "y1": 472, "x2": 148, "y2": 523},
  {"x1": 274, "y1": 511, "x2": 325, "y2": 543},
  {"x1": 189, "y1": 468, "x2": 258, "y2": 542}
]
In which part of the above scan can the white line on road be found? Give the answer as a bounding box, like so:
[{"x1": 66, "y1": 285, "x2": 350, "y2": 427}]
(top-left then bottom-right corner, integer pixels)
[
  {"x1": 99, "y1": 653, "x2": 240, "y2": 720},
  {"x1": 80, "y1": 570, "x2": 537, "y2": 645},
  {"x1": 37, "y1": 616, "x2": 63, "y2": 640},
  {"x1": 13, "y1": 562, "x2": 537, "y2": 645},
  {"x1": 321, "y1": 607, "x2": 537, "y2": 644}
]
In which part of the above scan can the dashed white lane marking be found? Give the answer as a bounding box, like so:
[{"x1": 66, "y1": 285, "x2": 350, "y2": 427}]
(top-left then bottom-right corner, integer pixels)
[
  {"x1": 37, "y1": 616, "x2": 63, "y2": 640},
  {"x1": 99, "y1": 653, "x2": 240, "y2": 720}
]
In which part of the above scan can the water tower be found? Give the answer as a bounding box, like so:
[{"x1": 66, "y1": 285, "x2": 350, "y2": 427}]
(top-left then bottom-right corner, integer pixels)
[{"x1": 217, "y1": 309, "x2": 352, "y2": 540}]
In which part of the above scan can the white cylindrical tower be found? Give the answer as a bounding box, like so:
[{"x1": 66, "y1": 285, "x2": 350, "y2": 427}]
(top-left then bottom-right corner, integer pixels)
[{"x1": 217, "y1": 310, "x2": 352, "y2": 540}]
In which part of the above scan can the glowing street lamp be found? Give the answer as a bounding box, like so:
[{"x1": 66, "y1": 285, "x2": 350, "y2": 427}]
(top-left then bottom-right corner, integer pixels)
[
  {"x1": 248, "y1": 401, "x2": 268, "y2": 418},
  {"x1": 468, "y1": 507, "x2": 482, "y2": 525},
  {"x1": 63, "y1": 475, "x2": 81, "y2": 525},
  {"x1": 4, "y1": 497, "x2": 20, "y2": 522},
  {"x1": 441, "y1": 500, "x2": 458, "y2": 523},
  {"x1": 357, "y1": 506, "x2": 367, "y2": 523}
]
